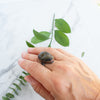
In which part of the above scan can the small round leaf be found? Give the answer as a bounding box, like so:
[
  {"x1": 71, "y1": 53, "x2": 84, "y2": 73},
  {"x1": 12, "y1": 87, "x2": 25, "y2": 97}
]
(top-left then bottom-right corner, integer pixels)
[
  {"x1": 26, "y1": 41, "x2": 35, "y2": 47},
  {"x1": 31, "y1": 31, "x2": 50, "y2": 44},
  {"x1": 2, "y1": 96, "x2": 10, "y2": 100},
  {"x1": 6, "y1": 93, "x2": 14, "y2": 98},
  {"x1": 55, "y1": 19, "x2": 71, "y2": 33},
  {"x1": 33, "y1": 30, "x2": 49, "y2": 40},
  {"x1": 55, "y1": 30, "x2": 69, "y2": 46},
  {"x1": 13, "y1": 83, "x2": 21, "y2": 91}
]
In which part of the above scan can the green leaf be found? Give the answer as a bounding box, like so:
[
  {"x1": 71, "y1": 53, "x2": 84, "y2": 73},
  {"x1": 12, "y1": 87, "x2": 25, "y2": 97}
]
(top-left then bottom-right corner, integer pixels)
[
  {"x1": 18, "y1": 79, "x2": 25, "y2": 86},
  {"x1": 33, "y1": 29, "x2": 49, "y2": 41},
  {"x1": 26, "y1": 41, "x2": 35, "y2": 47},
  {"x1": 9, "y1": 87, "x2": 18, "y2": 95},
  {"x1": 31, "y1": 31, "x2": 50, "y2": 44},
  {"x1": 81, "y1": 52, "x2": 85, "y2": 57},
  {"x1": 19, "y1": 76, "x2": 27, "y2": 83},
  {"x1": 39, "y1": 31, "x2": 51, "y2": 38},
  {"x1": 2, "y1": 96, "x2": 10, "y2": 100},
  {"x1": 55, "y1": 30, "x2": 69, "y2": 46},
  {"x1": 31, "y1": 37, "x2": 43, "y2": 44},
  {"x1": 55, "y1": 19, "x2": 71, "y2": 33},
  {"x1": 13, "y1": 83, "x2": 21, "y2": 91},
  {"x1": 22, "y1": 71, "x2": 30, "y2": 76},
  {"x1": 6, "y1": 93, "x2": 14, "y2": 98}
]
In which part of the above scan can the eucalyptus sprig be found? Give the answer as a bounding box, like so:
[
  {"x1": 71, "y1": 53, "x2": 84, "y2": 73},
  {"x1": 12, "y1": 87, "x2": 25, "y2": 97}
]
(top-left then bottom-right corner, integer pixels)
[
  {"x1": 2, "y1": 71, "x2": 29, "y2": 100},
  {"x1": 2, "y1": 14, "x2": 71, "y2": 100}
]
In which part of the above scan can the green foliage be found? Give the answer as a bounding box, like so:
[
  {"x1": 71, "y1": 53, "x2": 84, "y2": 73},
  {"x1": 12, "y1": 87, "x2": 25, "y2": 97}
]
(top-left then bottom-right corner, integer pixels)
[
  {"x1": 9, "y1": 87, "x2": 18, "y2": 95},
  {"x1": 22, "y1": 71, "x2": 30, "y2": 76},
  {"x1": 31, "y1": 37, "x2": 43, "y2": 44},
  {"x1": 81, "y1": 52, "x2": 85, "y2": 57},
  {"x1": 26, "y1": 15, "x2": 71, "y2": 47},
  {"x1": 55, "y1": 30, "x2": 69, "y2": 46},
  {"x1": 6, "y1": 93, "x2": 14, "y2": 98},
  {"x1": 2, "y1": 73, "x2": 27, "y2": 99},
  {"x1": 13, "y1": 83, "x2": 21, "y2": 91},
  {"x1": 2, "y1": 96, "x2": 10, "y2": 100},
  {"x1": 55, "y1": 19, "x2": 71, "y2": 33},
  {"x1": 18, "y1": 79, "x2": 25, "y2": 86},
  {"x1": 19, "y1": 76, "x2": 26, "y2": 83},
  {"x1": 33, "y1": 30, "x2": 49, "y2": 41},
  {"x1": 31, "y1": 31, "x2": 50, "y2": 44},
  {"x1": 26, "y1": 41, "x2": 35, "y2": 47}
]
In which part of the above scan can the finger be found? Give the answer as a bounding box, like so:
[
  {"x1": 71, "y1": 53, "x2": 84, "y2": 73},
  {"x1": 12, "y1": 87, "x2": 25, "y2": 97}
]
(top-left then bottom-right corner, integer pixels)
[
  {"x1": 21, "y1": 52, "x2": 40, "y2": 63},
  {"x1": 25, "y1": 75, "x2": 54, "y2": 100},
  {"x1": 55, "y1": 48, "x2": 73, "y2": 57},
  {"x1": 28, "y1": 47, "x2": 65, "y2": 60},
  {"x1": 18, "y1": 58, "x2": 51, "y2": 91}
]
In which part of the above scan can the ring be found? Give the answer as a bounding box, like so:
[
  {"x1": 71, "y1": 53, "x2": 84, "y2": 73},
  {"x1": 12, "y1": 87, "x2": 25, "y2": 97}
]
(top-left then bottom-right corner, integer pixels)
[{"x1": 38, "y1": 51, "x2": 54, "y2": 65}]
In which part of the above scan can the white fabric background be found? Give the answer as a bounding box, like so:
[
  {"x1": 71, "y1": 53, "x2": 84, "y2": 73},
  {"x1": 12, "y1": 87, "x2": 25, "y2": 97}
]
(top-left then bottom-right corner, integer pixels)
[{"x1": 0, "y1": 0, "x2": 100, "y2": 99}]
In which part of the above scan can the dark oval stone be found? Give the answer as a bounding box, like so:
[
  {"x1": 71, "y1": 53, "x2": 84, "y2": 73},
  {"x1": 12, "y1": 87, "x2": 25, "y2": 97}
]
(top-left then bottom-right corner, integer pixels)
[{"x1": 38, "y1": 51, "x2": 54, "y2": 64}]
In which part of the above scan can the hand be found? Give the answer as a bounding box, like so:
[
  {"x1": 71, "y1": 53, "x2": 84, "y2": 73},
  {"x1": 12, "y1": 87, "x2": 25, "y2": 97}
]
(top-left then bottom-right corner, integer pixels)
[{"x1": 18, "y1": 47, "x2": 100, "y2": 100}]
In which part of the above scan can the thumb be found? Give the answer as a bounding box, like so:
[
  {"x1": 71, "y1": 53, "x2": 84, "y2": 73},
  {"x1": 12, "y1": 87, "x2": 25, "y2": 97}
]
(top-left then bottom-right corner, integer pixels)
[{"x1": 24, "y1": 75, "x2": 54, "y2": 100}]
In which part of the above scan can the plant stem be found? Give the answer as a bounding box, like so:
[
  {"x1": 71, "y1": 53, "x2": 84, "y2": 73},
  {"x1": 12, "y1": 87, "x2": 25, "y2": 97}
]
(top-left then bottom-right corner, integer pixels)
[{"x1": 48, "y1": 14, "x2": 55, "y2": 47}]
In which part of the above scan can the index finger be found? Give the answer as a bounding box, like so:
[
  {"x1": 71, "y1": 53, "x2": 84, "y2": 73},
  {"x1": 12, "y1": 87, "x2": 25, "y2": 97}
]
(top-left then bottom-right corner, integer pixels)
[
  {"x1": 18, "y1": 59, "x2": 51, "y2": 91},
  {"x1": 28, "y1": 47, "x2": 65, "y2": 60}
]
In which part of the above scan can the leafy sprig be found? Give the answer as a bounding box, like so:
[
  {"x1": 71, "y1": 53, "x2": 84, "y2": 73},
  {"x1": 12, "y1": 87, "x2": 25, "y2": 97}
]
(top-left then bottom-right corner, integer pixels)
[
  {"x1": 27, "y1": 14, "x2": 71, "y2": 48},
  {"x1": 2, "y1": 71, "x2": 29, "y2": 100}
]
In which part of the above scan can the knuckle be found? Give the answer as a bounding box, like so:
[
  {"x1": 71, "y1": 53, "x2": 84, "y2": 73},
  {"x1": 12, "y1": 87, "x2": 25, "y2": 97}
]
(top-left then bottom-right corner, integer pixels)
[
  {"x1": 71, "y1": 60, "x2": 78, "y2": 67},
  {"x1": 27, "y1": 63, "x2": 33, "y2": 72},
  {"x1": 27, "y1": 62, "x2": 38, "y2": 72},
  {"x1": 51, "y1": 77, "x2": 66, "y2": 94},
  {"x1": 55, "y1": 62, "x2": 71, "y2": 73},
  {"x1": 65, "y1": 58, "x2": 77, "y2": 66},
  {"x1": 61, "y1": 63, "x2": 73, "y2": 73},
  {"x1": 57, "y1": 64, "x2": 65, "y2": 70},
  {"x1": 32, "y1": 62, "x2": 39, "y2": 67},
  {"x1": 26, "y1": 54, "x2": 31, "y2": 60},
  {"x1": 53, "y1": 78, "x2": 60, "y2": 85},
  {"x1": 63, "y1": 65, "x2": 71, "y2": 72},
  {"x1": 56, "y1": 48, "x2": 62, "y2": 51},
  {"x1": 61, "y1": 56, "x2": 67, "y2": 60},
  {"x1": 33, "y1": 56, "x2": 38, "y2": 62},
  {"x1": 65, "y1": 86, "x2": 71, "y2": 93},
  {"x1": 51, "y1": 77, "x2": 62, "y2": 89},
  {"x1": 46, "y1": 47, "x2": 54, "y2": 52}
]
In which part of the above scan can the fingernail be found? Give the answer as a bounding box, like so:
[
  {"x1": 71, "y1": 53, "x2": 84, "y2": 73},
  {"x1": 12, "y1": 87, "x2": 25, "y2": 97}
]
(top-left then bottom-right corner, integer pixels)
[
  {"x1": 18, "y1": 59, "x2": 24, "y2": 65},
  {"x1": 28, "y1": 48, "x2": 34, "y2": 52},
  {"x1": 22, "y1": 52, "x2": 27, "y2": 57},
  {"x1": 25, "y1": 76, "x2": 37, "y2": 85}
]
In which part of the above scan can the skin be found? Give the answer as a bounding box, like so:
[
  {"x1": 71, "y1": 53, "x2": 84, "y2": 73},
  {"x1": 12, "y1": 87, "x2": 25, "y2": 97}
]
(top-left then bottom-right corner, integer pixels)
[{"x1": 18, "y1": 47, "x2": 100, "y2": 100}]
